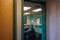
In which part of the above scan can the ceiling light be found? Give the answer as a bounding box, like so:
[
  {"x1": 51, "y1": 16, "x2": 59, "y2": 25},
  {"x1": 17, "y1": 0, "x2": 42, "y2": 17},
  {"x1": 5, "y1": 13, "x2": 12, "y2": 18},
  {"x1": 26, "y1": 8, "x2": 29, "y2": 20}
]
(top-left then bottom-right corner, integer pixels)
[
  {"x1": 24, "y1": 6, "x2": 31, "y2": 11},
  {"x1": 32, "y1": 8, "x2": 42, "y2": 12},
  {"x1": 24, "y1": 13, "x2": 30, "y2": 15}
]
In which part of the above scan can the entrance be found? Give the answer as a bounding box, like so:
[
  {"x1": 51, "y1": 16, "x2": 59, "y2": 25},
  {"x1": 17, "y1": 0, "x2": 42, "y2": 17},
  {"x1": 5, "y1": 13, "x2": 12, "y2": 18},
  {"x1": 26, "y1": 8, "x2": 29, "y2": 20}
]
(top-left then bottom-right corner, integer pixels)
[{"x1": 21, "y1": 0, "x2": 46, "y2": 40}]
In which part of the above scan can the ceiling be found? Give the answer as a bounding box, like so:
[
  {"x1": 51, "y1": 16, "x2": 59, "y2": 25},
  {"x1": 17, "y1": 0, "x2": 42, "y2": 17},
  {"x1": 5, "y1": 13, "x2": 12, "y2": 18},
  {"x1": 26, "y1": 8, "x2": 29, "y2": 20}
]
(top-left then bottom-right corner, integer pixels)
[{"x1": 24, "y1": 1, "x2": 42, "y2": 15}]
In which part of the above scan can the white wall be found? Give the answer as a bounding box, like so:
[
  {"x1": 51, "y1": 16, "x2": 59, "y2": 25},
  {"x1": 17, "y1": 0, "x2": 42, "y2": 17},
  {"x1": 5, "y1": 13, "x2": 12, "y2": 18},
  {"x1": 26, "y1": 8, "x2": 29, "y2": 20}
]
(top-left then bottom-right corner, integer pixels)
[
  {"x1": 46, "y1": 0, "x2": 60, "y2": 40},
  {"x1": 17, "y1": 0, "x2": 21, "y2": 40}
]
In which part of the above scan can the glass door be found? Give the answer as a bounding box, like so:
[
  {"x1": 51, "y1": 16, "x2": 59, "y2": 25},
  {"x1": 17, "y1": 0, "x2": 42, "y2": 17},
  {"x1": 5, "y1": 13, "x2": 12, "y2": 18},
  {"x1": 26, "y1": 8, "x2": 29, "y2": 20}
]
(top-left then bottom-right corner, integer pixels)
[{"x1": 22, "y1": 0, "x2": 46, "y2": 40}]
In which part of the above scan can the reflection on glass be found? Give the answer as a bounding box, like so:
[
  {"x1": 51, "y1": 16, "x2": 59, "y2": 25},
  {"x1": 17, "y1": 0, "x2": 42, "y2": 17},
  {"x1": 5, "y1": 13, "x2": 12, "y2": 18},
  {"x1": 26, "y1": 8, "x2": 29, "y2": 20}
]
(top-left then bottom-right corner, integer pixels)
[{"x1": 24, "y1": 1, "x2": 42, "y2": 40}]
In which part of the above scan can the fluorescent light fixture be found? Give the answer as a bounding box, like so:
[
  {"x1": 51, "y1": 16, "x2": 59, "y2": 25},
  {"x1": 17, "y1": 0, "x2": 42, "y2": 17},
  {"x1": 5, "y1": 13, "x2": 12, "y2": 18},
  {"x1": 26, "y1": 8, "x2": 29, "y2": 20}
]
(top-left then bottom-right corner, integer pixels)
[
  {"x1": 24, "y1": 6, "x2": 31, "y2": 11},
  {"x1": 24, "y1": 13, "x2": 30, "y2": 15},
  {"x1": 32, "y1": 8, "x2": 42, "y2": 12}
]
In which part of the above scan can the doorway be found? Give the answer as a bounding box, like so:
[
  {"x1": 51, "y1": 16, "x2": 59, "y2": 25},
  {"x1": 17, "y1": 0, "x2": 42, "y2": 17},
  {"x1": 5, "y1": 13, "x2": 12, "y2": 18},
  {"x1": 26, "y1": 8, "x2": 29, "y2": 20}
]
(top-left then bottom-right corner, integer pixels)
[{"x1": 21, "y1": 0, "x2": 46, "y2": 40}]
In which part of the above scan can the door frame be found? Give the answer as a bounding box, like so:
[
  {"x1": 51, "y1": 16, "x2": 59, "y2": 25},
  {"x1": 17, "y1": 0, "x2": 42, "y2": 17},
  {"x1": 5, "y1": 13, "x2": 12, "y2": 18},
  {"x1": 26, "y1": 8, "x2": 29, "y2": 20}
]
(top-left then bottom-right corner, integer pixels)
[
  {"x1": 13, "y1": 0, "x2": 17, "y2": 40},
  {"x1": 21, "y1": 0, "x2": 46, "y2": 40},
  {"x1": 13, "y1": 0, "x2": 46, "y2": 40}
]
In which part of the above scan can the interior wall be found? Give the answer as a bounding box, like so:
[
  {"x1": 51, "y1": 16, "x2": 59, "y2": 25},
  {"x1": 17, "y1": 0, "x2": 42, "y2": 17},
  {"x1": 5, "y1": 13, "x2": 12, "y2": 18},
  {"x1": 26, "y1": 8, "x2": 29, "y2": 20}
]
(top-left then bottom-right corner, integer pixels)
[
  {"x1": 17, "y1": 0, "x2": 22, "y2": 40},
  {"x1": 46, "y1": 0, "x2": 60, "y2": 40},
  {"x1": 0, "y1": 0, "x2": 13, "y2": 40}
]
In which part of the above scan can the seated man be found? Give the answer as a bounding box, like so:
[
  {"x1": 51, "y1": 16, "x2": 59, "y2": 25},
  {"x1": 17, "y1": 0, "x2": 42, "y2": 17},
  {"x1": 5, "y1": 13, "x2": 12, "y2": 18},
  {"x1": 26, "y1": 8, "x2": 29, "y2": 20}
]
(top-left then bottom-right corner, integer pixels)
[
  {"x1": 24, "y1": 25, "x2": 36, "y2": 40},
  {"x1": 24, "y1": 25, "x2": 35, "y2": 34}
]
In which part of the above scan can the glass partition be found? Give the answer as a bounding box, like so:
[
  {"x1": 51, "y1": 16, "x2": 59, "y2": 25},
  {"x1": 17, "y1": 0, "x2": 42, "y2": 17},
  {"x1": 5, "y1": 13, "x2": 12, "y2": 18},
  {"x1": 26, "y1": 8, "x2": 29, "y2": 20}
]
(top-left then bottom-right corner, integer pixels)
[{"x1": 24, "y1": 1, "x2": 43, "y2": 40}]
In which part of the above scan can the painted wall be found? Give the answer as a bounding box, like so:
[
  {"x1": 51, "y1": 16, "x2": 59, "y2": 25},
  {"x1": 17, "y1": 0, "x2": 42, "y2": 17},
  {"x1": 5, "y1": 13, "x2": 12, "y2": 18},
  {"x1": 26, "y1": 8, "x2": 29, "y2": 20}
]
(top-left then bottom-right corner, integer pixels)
[
  {"x1": 17, "y1": 0, "x2": 22, "y2": 40},
  {"x1": 46, "y1": 0, "x2": 60, "y2": 40},
  {"x1": 17, "y1": 0, "x2": 60, "y2": 40},
  {"x1": 0, "y1": 0, "x2": 13, "y2": 40}
]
